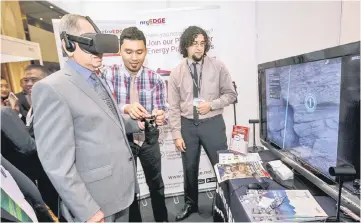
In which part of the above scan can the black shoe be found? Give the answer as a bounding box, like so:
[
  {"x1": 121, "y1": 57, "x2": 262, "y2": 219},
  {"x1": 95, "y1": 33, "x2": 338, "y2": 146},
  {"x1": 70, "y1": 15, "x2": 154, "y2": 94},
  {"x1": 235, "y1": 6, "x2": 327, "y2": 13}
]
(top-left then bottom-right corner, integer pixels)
[{"x1": 175, "y1": 204, "x2": 198, "y2": 221}]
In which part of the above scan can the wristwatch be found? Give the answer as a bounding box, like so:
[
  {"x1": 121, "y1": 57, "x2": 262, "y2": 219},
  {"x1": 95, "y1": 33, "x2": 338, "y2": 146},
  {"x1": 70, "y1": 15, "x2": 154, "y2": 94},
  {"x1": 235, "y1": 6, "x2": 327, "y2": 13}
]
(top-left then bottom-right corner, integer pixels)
[{"x1": 210, "y1": 103, "x2": 214, "y2": 111}]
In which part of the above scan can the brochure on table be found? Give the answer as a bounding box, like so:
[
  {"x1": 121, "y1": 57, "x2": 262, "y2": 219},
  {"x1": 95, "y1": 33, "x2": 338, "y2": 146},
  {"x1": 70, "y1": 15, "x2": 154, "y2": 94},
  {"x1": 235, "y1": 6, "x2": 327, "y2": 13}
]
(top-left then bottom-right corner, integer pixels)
[{"x1": 240, "y1": 190, "x2": 328, "y2": 222}]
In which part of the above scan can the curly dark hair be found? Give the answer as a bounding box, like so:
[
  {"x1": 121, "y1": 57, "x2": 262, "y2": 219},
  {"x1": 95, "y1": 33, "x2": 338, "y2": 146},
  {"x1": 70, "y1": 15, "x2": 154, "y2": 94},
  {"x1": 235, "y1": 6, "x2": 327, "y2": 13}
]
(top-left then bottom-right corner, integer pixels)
[
  {"x1": 179, "y1": 26, "x2": 210, "y2": 58},
  {"x1": 119, "y1": 27, "x2": 147, "y2": 47}
]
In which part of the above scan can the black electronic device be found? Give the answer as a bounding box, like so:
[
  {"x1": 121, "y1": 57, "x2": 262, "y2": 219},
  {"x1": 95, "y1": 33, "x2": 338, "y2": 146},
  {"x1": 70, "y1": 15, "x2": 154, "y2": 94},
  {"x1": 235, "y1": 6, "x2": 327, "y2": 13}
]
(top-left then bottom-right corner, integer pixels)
[
  {"x1": 258, "y1": 41, "x2": 360, "y2": 186},
  {"x1": 142, "y1": 115, "x2": 159, "y2": 145},
  {"x1": 247, "y1": 119, "x2": 264, "y2": 153},
  {"x1": 249, "y1": 119, "x2": 259, "y2": 124},
  {"x1": 329, "y1": 166, "x2": 357, "y2": 177},
  {"x1": 249, "y1": 173, "x2": 270, "y2": 190},
  {"x1": 247, "y1": 183, "x2": 263, "y2": 190},
  {"x1": 142, "y1": 115, "x2": 157, "y2": 125},
  {"x1": 60, "y1": 16, "x2": 119, "y2": 55},
  {"x1": 326, "y1": 166, "x2": 357, "y2": 222}
]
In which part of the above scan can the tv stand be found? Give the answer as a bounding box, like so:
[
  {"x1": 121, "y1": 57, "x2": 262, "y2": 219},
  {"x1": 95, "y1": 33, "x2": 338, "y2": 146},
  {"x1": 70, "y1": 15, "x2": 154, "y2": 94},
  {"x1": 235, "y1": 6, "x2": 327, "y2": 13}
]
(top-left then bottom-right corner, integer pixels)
[{"x1": 329, "y1": 185, "x2": 360, "y2": 212}]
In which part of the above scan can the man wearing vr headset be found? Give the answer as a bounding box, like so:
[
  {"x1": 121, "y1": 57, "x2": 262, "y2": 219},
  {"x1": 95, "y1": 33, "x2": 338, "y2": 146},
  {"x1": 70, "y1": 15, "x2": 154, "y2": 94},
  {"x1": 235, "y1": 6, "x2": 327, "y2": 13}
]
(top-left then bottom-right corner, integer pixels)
[{"x1": 31, "y1": 14, "x2": 141, "y2": 223}]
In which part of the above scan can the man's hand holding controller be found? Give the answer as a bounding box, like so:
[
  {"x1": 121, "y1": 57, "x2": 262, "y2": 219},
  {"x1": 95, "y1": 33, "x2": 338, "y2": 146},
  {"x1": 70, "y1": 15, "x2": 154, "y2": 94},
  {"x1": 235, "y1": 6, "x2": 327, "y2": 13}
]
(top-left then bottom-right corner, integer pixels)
[{"x1": 124, "y1": 103, "x2": 166, "y2": 129}]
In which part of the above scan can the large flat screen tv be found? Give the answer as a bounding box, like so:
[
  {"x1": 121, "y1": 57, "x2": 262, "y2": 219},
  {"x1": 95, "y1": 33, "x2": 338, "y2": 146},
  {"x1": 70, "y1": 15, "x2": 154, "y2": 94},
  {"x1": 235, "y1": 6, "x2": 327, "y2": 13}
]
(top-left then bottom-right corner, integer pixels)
[{"x1": 258, "y1": 42, "x2": 360, "y2": 186}]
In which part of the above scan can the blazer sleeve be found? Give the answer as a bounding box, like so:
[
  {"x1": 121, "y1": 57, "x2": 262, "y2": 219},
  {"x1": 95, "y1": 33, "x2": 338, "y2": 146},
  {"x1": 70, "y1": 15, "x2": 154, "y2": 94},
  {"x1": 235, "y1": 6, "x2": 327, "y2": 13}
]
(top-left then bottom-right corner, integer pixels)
[
  {"x1": 0, "y1": 107, "x2": 36, "y2": 155},
  {"x1": 16, "y1": 92, "x2": 30, "y2": 119},
  {"x1": 32, "y1": 81, "x2": 100, "y2": 222},
  {"x1": 121, "y1": 114, "x2": 141, "y2": 134}
]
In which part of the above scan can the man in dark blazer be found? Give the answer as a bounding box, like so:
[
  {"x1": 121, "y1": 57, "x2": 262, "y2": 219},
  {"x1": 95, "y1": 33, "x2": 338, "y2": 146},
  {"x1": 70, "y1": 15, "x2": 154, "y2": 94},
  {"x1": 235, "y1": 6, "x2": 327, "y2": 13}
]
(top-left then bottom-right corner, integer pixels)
[
  {"x1": 1, "y1": 98, "x2": 60, "y2": 217},
  {"x1": 1, "y1": 106, "x2": 37, "y2": 179},
  {"x1": 16, "y1": 64, "x2": 48, "y2": 121}
]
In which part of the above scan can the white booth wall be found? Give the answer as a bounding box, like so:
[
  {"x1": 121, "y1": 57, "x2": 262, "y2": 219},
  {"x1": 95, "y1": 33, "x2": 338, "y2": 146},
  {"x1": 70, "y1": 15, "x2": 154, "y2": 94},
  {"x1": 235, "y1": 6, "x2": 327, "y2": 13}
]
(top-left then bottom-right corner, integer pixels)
[
  {"x1": 255, "y1": 0, "x2": 360, "y2": 143},
  {"x1": 49, "y1": 0, "x2": 360, "y2": 144},
  {"x1": 51, "y1": 1, "x2": 83, "y2": 15},
  {"x1": 256, "y1": 0, "x2": 360, "y2": 64}
]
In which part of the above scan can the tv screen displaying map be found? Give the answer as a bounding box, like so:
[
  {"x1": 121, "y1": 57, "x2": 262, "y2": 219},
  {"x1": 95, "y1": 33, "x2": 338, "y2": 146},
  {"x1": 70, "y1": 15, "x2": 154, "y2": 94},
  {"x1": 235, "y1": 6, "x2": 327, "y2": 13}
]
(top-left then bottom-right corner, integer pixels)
[
  {"x1": 259, "y1": 42, "x2": 360, "y2": 183},
  {"x1": 265, "y1": 57, "x2": 342, "y2": 178}
]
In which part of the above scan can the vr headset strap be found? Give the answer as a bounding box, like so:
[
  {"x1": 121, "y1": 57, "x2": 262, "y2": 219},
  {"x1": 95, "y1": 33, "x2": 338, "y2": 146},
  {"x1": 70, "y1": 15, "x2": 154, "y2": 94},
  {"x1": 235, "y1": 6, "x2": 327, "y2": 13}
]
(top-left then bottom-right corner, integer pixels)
[
  {"x1": 85, "y1": 16, "x2": 101, "y2": 33},
  {"x1": 60, "y1": 15, "x2": 100, "y2": 47}
]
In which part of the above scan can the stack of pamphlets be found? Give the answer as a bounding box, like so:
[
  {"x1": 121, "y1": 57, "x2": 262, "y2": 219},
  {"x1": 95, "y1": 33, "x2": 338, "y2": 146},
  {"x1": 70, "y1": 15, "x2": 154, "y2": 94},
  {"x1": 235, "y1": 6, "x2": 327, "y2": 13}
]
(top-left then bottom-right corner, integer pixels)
[
  {"x1": 214, "y1": 158, "x2": 271, "y2": 183},
  {"x1": 240, "y1": 190, "x2": 328, "y2": 222},
  {"x1": 219, "y1": 152, "x2": 262, "y2": 164}
]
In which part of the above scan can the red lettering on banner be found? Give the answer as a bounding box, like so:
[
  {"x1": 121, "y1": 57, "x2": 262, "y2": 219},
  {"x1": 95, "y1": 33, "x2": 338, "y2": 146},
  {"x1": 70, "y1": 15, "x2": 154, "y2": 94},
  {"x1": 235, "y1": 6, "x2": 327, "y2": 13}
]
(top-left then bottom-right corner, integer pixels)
[
  {"x1": 140, "y1": 18, "x2": 166, "y2": 25},
  {"x1": 151, "y1": 18, "x2": 166, "y2": 24}
]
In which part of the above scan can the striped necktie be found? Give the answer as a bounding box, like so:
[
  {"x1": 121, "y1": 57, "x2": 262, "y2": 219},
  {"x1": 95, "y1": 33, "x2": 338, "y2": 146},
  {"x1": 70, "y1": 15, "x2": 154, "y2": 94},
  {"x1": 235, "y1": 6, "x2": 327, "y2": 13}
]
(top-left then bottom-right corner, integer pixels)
[{"x1": 90, "y1": 72, "x2": 120, "y2": 123}]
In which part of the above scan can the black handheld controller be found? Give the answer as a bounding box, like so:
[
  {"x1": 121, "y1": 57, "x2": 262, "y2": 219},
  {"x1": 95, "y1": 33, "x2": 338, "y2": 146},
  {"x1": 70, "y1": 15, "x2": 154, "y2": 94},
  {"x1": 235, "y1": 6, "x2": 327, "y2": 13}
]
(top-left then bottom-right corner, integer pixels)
[{"x1": 143, "y1": 116, "x2": 160, "y2": 145}]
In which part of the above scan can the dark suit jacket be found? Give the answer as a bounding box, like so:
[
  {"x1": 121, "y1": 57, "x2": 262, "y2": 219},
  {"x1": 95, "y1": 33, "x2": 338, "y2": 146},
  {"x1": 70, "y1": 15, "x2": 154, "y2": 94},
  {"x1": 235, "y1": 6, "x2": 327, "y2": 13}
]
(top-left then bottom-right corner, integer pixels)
[
  {"x1": 15, "y1": 91, "x2": 31, "y2": 121},
  {"x1": 1, "y1": 107, "x2": 40, "y2": 181}
]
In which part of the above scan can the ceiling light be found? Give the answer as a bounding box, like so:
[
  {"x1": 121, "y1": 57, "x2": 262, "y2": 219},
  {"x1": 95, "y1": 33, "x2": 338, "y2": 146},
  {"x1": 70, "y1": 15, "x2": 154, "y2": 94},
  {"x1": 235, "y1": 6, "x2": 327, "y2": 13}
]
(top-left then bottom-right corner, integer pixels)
[
  {"x1": 49, "y1": 6, "x2": 54, "y2": 8},
  {"x1": 40, "y1": 18, "x2": 43, "y2": 20}
]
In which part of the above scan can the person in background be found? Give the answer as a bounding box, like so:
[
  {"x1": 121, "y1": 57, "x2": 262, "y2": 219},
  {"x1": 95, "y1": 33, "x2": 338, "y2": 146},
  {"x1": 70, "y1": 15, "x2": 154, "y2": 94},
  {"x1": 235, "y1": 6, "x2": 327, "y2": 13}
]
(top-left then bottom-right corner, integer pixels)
[
  {"x1": 1, "y1": 76, "x2": 59, "y2": 216},
  {"x1": 1, "y1": 77, "x2": 10, "y2": 106},
  {"x1": 1, "y1": 106, "x2": 37, "y2": 180},
  {"x1": 31, "y1": 14, "x2": 143, "y2": 223},
  {"x1": 168, "y1": 26, "x2": 237, "y2": 221},
  {"x1": 107, "y1": 26, "x2": 168, "y2": 222},
  {"x1": 16, "y1": 64, "x2": 48, "y2": 121},
  {"x1": 1, "y1": 77, "x2": 25, "y2": 123}
]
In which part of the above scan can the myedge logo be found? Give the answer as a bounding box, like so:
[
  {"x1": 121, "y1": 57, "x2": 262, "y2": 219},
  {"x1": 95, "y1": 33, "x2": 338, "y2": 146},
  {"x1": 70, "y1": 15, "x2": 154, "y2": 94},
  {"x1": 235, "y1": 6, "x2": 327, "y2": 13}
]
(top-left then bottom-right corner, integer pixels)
[{"x1": 140, "y1": 18, "x2": 166, "y2": 26}]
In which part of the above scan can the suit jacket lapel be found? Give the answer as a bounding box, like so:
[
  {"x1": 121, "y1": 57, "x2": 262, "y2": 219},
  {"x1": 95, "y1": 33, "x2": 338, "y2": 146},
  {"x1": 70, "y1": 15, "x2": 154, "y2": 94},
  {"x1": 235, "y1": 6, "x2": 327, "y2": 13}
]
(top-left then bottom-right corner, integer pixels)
[
  {"x1": 21, "y1": 93, "x2": 30, "y2": 109},
  {"x1": 63, "y1": 63, "x2": 123, "y2": 130}
]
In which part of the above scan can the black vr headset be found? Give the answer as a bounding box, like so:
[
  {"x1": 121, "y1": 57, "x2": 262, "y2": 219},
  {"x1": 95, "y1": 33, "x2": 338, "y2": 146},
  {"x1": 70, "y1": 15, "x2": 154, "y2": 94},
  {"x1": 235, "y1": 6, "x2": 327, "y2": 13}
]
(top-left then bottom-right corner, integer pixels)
[{"x1": 60, "y1": 16, "x2": 119, "y2": 55}]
